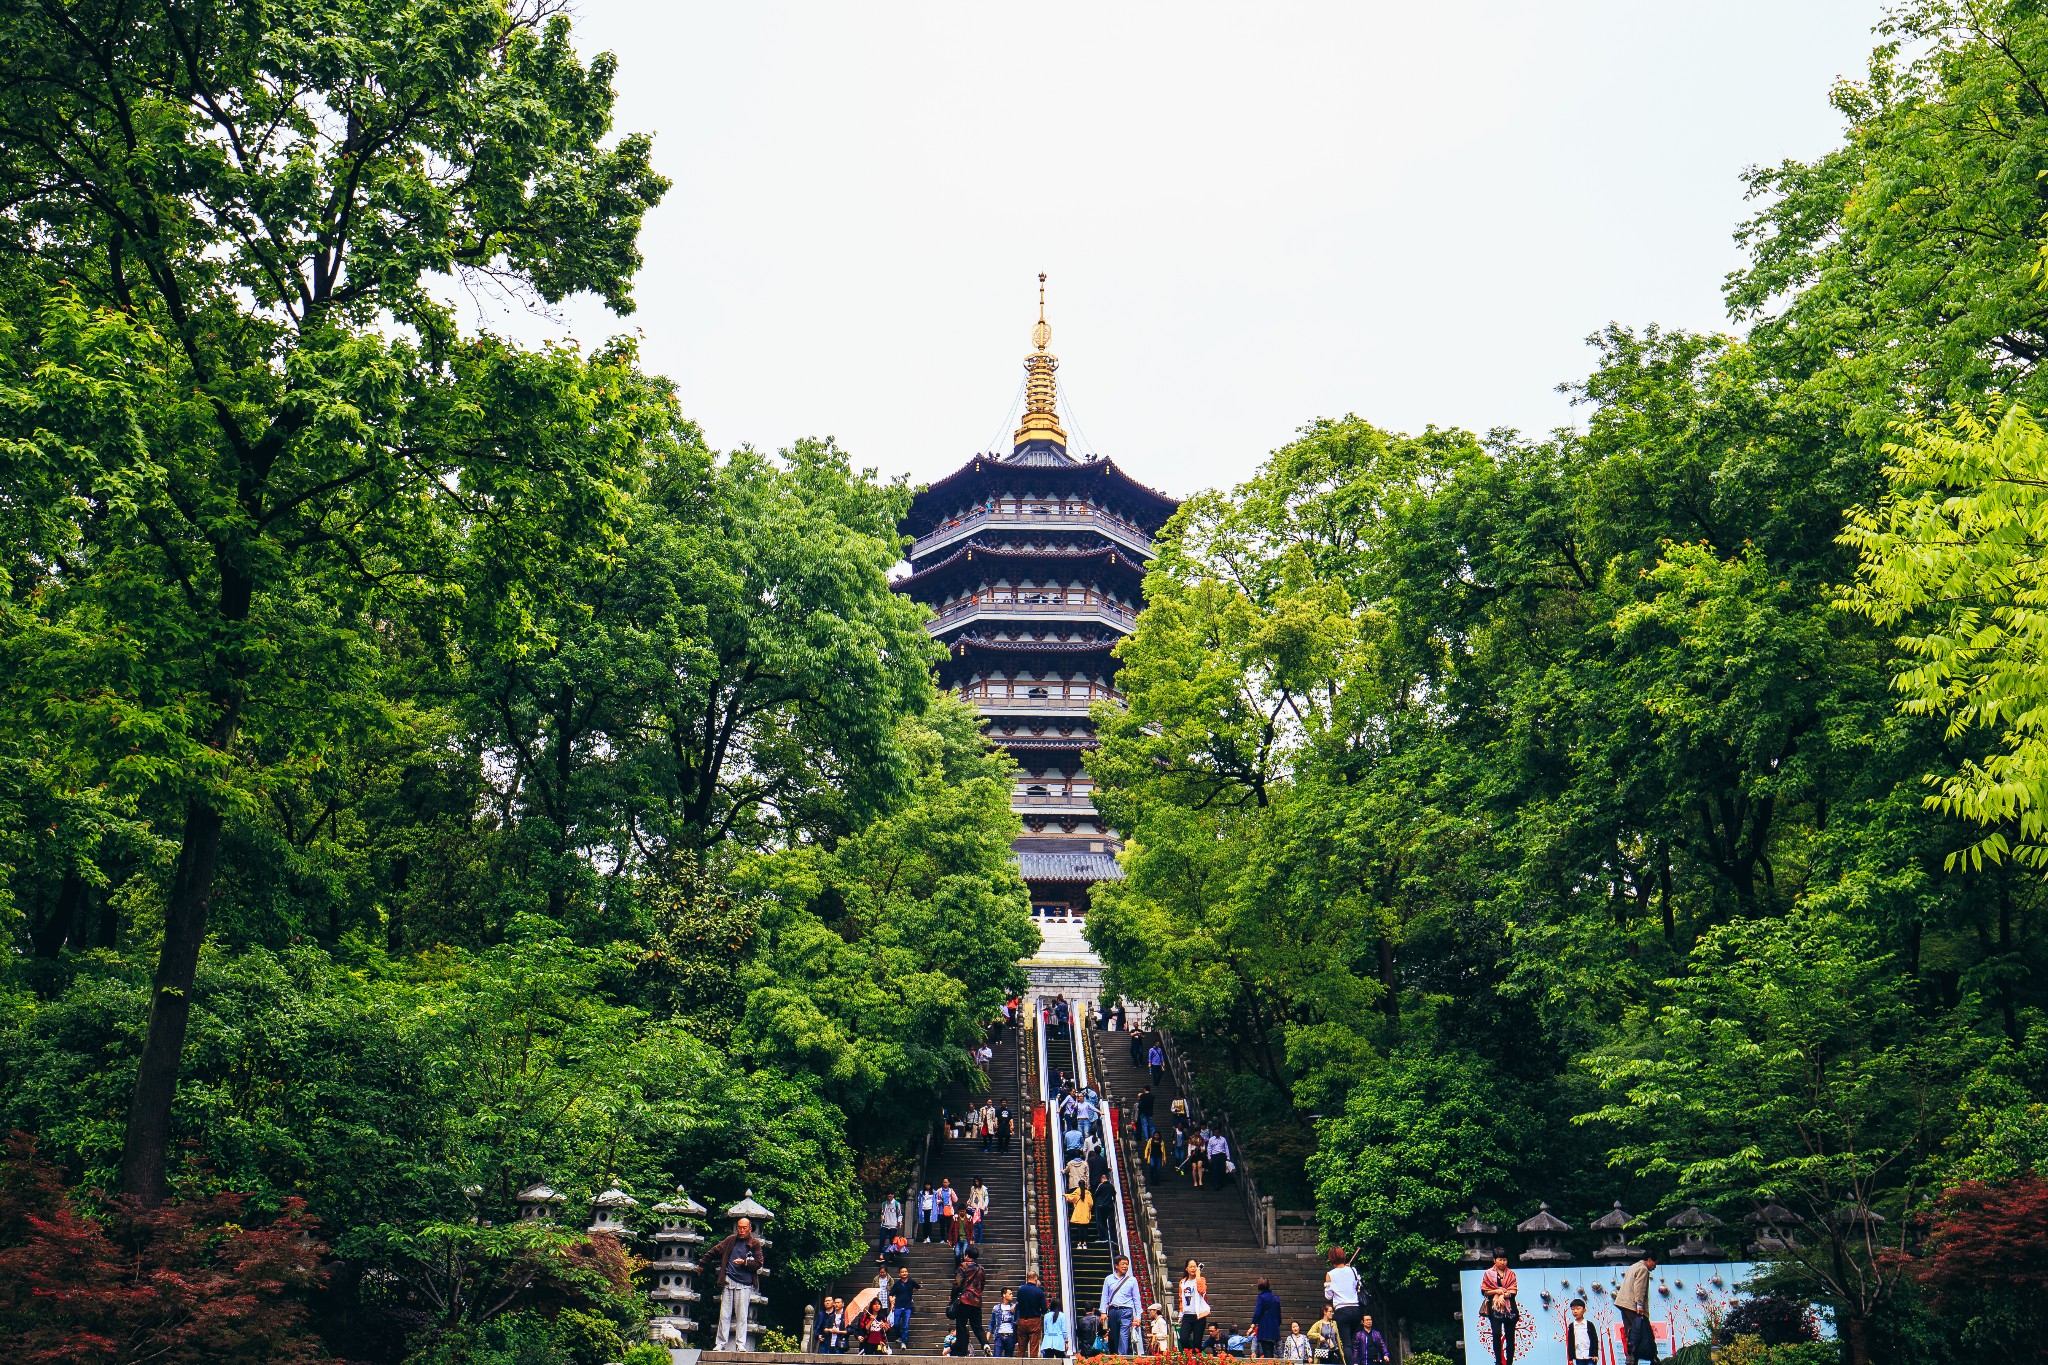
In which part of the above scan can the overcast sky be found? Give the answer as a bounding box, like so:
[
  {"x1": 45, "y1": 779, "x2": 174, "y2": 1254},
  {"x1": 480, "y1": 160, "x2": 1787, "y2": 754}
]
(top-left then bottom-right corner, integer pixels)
[{"x1": 478, "y1": 1, "x2": 1889, "y2": 499}]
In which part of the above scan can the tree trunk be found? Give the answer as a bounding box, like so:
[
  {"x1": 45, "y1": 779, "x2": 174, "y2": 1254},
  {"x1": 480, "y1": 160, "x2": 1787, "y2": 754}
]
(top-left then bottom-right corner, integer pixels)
[
  {"x1": 30, "y1": 869, "x2": 87, "y2": 958},
  {"x1": 387, "y1": 854, "x2": 409, "y2": 954},
  {"x1": 1844, "y1": 1314, "x2": 1870, "y2": 1365},
  {"x1": 120, "y1": 798, "x2": 227, "y2": 1205}
]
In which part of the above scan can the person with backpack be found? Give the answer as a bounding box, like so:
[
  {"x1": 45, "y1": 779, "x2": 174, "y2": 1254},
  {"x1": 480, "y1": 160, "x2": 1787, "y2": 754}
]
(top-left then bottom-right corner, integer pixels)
[
  {"x1": 880, "y1": 1193, "x2": 903, "y2": 1249},
  {"x1": 951, "y1": 1246, "x2": 989, "y2": 1357}
]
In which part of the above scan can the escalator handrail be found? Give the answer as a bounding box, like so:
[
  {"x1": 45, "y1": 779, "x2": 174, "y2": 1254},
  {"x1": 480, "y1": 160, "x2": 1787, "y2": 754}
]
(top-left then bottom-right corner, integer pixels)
[
  {"x1": 1037, "y1": 1005, "x2": 1078, "y2": 1360},
  {"x1": 1070, "y1": 1006, "x2": 1137, "y2": 1281}
]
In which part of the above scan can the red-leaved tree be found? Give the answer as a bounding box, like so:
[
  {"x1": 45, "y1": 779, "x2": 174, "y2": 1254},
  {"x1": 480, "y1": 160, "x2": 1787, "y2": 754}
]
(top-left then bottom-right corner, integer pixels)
[
  {"x1": 0, "y1": 1133, "x2": 335, "y2": 1364},
  {"x1": 1907, "y1": 1175, "x2": 2048, "y2": 1365}
]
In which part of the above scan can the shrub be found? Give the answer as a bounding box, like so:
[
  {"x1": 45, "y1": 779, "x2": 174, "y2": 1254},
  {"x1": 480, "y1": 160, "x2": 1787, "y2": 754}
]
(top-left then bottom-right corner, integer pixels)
[{"x1": 1717, "y1": 1295, "x2": 1820, "y2": 1347}]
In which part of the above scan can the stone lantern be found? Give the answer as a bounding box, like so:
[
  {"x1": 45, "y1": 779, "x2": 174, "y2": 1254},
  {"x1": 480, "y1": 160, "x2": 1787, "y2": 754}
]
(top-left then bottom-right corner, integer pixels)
[
  {"x1": 590, "y1": 1184, "x2": 639, "y2": 1238},
  {"x1": 514, "y1": 1182, "x2": 568, "y2": 1224},
  {"x1": 1516, "y1": 1202, "x2": 1574, "y2": 1263},
  {"x1": 1745, "y1": 1203, "x2": 1802, "y2": 1256},
  {"x1": 1591, "y1": 1202, "x2": 1645, "y2": 1261},
  {"x1": 648, "y1": 1188, "x2": 707, "y2": 1348},
  {"x1": 1663, "y1": 1205, "x2": 1726, "y2": 1261},
  {"x1": 1454, "y1": 1208, "x2": 1499, "y2": 1263}
]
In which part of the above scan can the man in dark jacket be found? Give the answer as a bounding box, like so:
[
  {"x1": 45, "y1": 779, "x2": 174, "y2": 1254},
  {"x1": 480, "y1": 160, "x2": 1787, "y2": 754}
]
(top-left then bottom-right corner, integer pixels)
[
  {"x1": 706, "y1": 1217, "x2": 768, "y2": 1351},
  {"x1": 1014, "y1": 1269, "x2": 1049, "y2": 1359},
  {"x1": 951, "y1": 1246, "x2": 989, "y2": 1356}
]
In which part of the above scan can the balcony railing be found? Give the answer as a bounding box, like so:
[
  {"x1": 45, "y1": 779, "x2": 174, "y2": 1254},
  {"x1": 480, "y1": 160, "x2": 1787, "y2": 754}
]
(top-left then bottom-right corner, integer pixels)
[
  {"x1": 1011, "y1": 791, "x2": 1097, "y2": 809},
  {"x1": 911, "y1": 505, "x2": 1155, "y2": 560},
  {"x1": 929, "y1": 595, "x2": 1138, "y2": 628},
  {"x1": 973, "y1": 693, "x2": 1118, "y2": 712}
]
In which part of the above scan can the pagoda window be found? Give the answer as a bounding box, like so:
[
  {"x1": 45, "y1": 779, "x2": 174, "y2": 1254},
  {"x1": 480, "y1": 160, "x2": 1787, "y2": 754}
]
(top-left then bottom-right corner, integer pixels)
[
  {"x1": 1026, "y1": 686, "x2": 1050, "y2": 700},
  {"x1": 1025, "y1": 784, "x2": 1049, "y2": 797}
]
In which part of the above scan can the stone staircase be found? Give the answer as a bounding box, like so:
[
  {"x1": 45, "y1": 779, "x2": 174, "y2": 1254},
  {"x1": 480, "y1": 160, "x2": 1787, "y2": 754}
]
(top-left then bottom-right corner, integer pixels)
[
  {"x1": 822, "y1": 1021, "x2": 1029, "y2": 1353},
  {"x1": 1084, "y1": 1020, "x2": 1330, "y2": 1340}
]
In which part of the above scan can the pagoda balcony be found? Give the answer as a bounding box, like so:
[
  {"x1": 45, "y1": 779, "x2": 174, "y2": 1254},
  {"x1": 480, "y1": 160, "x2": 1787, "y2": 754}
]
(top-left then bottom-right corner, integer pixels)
[
  {"x1": 926, "y1": 595, "x2": 1137, "y2": 632},
  {"x1": 1012, "y1": 790, "x2": 1097, "y2": 809},
  {"x1": 910, "y1": 504, "x2": 1156, "y2": 562},
  {"x1": 973, "y1": 693, "x2": 1117, "y2": 714}
]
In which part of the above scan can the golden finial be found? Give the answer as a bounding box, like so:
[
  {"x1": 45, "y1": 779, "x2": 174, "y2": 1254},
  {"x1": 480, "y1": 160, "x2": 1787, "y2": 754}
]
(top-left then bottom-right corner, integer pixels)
[{"x1": 1015, "y1": 272, "x2": 1066, "y2": 451}]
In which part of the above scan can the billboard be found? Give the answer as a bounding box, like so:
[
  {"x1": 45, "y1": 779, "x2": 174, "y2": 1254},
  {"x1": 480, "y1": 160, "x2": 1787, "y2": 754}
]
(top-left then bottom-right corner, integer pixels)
[{"x1": 1456, "y1": 1261, "x2": 1815, "y2": 1365}]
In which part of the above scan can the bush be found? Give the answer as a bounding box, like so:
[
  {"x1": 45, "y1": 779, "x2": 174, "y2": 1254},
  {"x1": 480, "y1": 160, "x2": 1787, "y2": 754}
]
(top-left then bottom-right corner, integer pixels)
[
  {"x1": 622, "y1": 1345, "x2": 671, "y2": 1365},
  {"x1": 1717, "y1": 1295, "x2": 1820, "y2": 1347},
  {"x1": 1766, "y1": 1345, "x2": 1836, "y2": 1365},
  {"x1": 1405, "y1": 1353, "x2": 1454, "y2": 1365}
]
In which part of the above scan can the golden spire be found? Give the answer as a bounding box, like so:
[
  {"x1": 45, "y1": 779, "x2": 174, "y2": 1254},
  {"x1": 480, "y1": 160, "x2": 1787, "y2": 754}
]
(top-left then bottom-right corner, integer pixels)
[{"x1": 1014, "y1": 272, "x2": 1067, "y2": 451}]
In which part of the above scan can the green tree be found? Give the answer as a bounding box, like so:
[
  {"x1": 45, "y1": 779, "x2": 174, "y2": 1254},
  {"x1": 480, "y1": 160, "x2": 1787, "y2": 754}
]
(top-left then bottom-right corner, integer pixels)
[{"x1": 0, "y1": 0, "x2": 666, "y2": 1203}]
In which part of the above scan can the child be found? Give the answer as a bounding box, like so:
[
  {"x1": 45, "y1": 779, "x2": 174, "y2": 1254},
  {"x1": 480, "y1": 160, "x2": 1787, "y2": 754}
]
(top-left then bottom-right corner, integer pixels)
[{"x1": 1566, "y1": 1299, "x2": 1599, "y2": 1365}]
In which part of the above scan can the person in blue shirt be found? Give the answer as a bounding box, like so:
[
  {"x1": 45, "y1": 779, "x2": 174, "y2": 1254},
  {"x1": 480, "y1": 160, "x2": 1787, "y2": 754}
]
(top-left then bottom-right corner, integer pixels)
[
  {"x1": 1100, "y1": 1255, "x2": 1143, "y2": 1354},
  {"x1": 1040, "y1": 1305, "x2": 1070, "y2": 1358}
]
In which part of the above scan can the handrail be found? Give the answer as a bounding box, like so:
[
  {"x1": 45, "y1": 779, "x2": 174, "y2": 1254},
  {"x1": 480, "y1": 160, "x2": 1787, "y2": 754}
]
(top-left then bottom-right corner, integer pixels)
[
  {"x1": 1082, "y1": 1023, "x2": 1165, "y2": 1317},
  {"x1": 1038, "y1": 1004, "x2": 1078, "y2": 1360},
  {"x1": 1069, "y1": 1009, "x2": 1135, "y2": 1272},
  {"x1": 1157, "y1": 1027, "x2": 1271, "y2": 1248}
]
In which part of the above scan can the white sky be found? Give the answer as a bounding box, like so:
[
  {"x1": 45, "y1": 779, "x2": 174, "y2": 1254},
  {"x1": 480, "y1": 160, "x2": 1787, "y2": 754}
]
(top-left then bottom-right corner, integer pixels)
[{"x1": 477, "y1": 1, "x2": 1889, "y2": 500}]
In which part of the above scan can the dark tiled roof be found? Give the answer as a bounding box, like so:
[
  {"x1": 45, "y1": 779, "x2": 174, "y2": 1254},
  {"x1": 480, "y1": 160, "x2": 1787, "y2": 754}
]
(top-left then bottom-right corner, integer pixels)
[{"x1": 1016, "y1": 850, "x2": 1124, "y2": 883}]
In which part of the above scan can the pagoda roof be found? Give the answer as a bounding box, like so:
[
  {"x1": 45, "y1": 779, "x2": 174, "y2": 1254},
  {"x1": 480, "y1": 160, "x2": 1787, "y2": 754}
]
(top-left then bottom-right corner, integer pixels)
[
  {"x1": 895, "y1": 540, "x2": 1149, "y2": 596},
  {"x1": 942, "y1": 635, "x2": 1122, "y2": 667},
  {"x1": 990, "y1": 734, "x2": 1102, "y2": 752},
  {"x1": 1018, "y1": 849, "x2": 1124, "y2": 883},
  {"x1": 904, "y1": 454, "x2": 1178, "y2": 539}
]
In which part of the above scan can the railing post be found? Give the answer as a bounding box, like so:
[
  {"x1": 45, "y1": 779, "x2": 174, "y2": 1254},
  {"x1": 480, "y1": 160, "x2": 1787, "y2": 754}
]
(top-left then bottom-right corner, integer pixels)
[{"x1": 1262, "y1": 1195, "x2": 1276, "y2": 1247}]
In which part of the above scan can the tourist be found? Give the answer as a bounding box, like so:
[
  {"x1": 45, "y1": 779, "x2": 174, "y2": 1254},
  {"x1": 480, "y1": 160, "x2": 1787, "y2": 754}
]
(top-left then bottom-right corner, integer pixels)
[
  {"x1": 1053, "y1": 996, "x2": 1070, "y2": 1040},
  {"x1": 1147, "y1": 1303, "x2": 1172, "y2": 1355},
  {"x1": 820, "y1": 1297, "x2": 846, "y2": 1354},
  {"x1": 1040, "y1": 1303, "x2": 1070, "y2": 1359},
  {"x1": 1252, "y1": 1278, "x2": 1282, "y2": 1359},
  {"x1": 1101, "y1": 1254, "x2": 1143, "y2": 1355},
  {"x1": 992, "y1": 1289, "x2": 1019, "y2": 1358},
  {"x1": 1065, "y1": 1152, "x2": 1089, "y2": 1194},
  {"x1": 1566, "y1": 1299, "x2": 1599, "y2": 1365},
  {"x1": 1136, "y1": 1086, "x2": 1156, "y2": 1140},
  {"x1": 968, "y1": 1178, "x2": 990, "y2": 1231},
  {"x1": 937, "y1": 1179, "x2": 958, "y2": 1244},
  {"x1": 1177, "y1": 1259, "x2": 1211, "y2": 1350},
  {"x1": 1614, "y1": 1253, "x2": 1658, "y2": 1365},
  {"x1": 1171, "y1": 1121, "x2": 1190, "y2": 1174},
  {"x1": 1144, "y1": 1129, "x2": 1167, "y2": 1181},
  {"x1": 1189, "y1": 1127, "x2": 1209, "y2": 1188},
  {"x1": 861, "y1": 1301, "x2": 891, "y2": 1355},
  {"x1": 1065, "y1": 1176, "x2": 1094, "y2": 1232},
  {"x1": 1114, "y1": 1000, "x2": 1127, "y2": 1031},
  {"x1": 1310, "y1": 1306, "x2": 1340, "y2": 1363},
  {"x1": 1325, "y1": 1247, "x2": 1366, "y2": 1364},
  {"x1": 1129, "y1": 1026, "x2": 1146, "y2": 1069},
  {"x1": 1079, "y1": 1306, "x2": 1105, "y2": 1359},
  {"x1": 892, "y1": 1265, "x2": 921, "y2": 1348},
  {"x1": 1282, "y1": 1322, "x2": 1311, "y2": 1362},
  {"x1": 951, "y1": 1245, "x2": 989, "y2": 1357},
  {"x1": 920, "y1": 1184, "x2": 938, "y2": 1243},
  {"x1": 881, "y1": 1192, "x2": 903, "y2": 1249},
  {"x1": 1228, "y1": 1323, "x2": 1257, "y2": 1357},
  {"x1": 1479, "y1": 1254, "x2": 1520, "y2": 1365},
  {"x1": 1077, "y1": 1089, "x2": 1100, "y2": 1140},
  {"x1": 1015, "y1": 1270, "x2": 1048, "y2": 1360},
  {"x1": 1201, "y1": 1323, "x2": 1229, "y2": 1355},
  {"x1": 1206, "y1": 1128, "x2": 1231, "y2": 1185},
  {"x1": 1353, "y1": 1316, "x2": 1389, "y2": 1365},
  {"x1": 706, "y1": 1216, "x2": 767, "y2": 1351},
  {"x1": 997, "y1": 1102, "x2": 1014, "y2": 1154},
  {"x1": 1092, "y1": 1171, "x2": 1116, "y2": 1246},
  {"x1": 1147, "y1": 1039, "x2": 1167, "y2": 1087}
]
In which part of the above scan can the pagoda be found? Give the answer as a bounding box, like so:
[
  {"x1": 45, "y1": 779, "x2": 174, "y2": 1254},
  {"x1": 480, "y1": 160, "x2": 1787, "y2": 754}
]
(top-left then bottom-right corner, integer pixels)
[{"x1": 896, "y1": 278, "x2": 1178, "y2": 922}]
